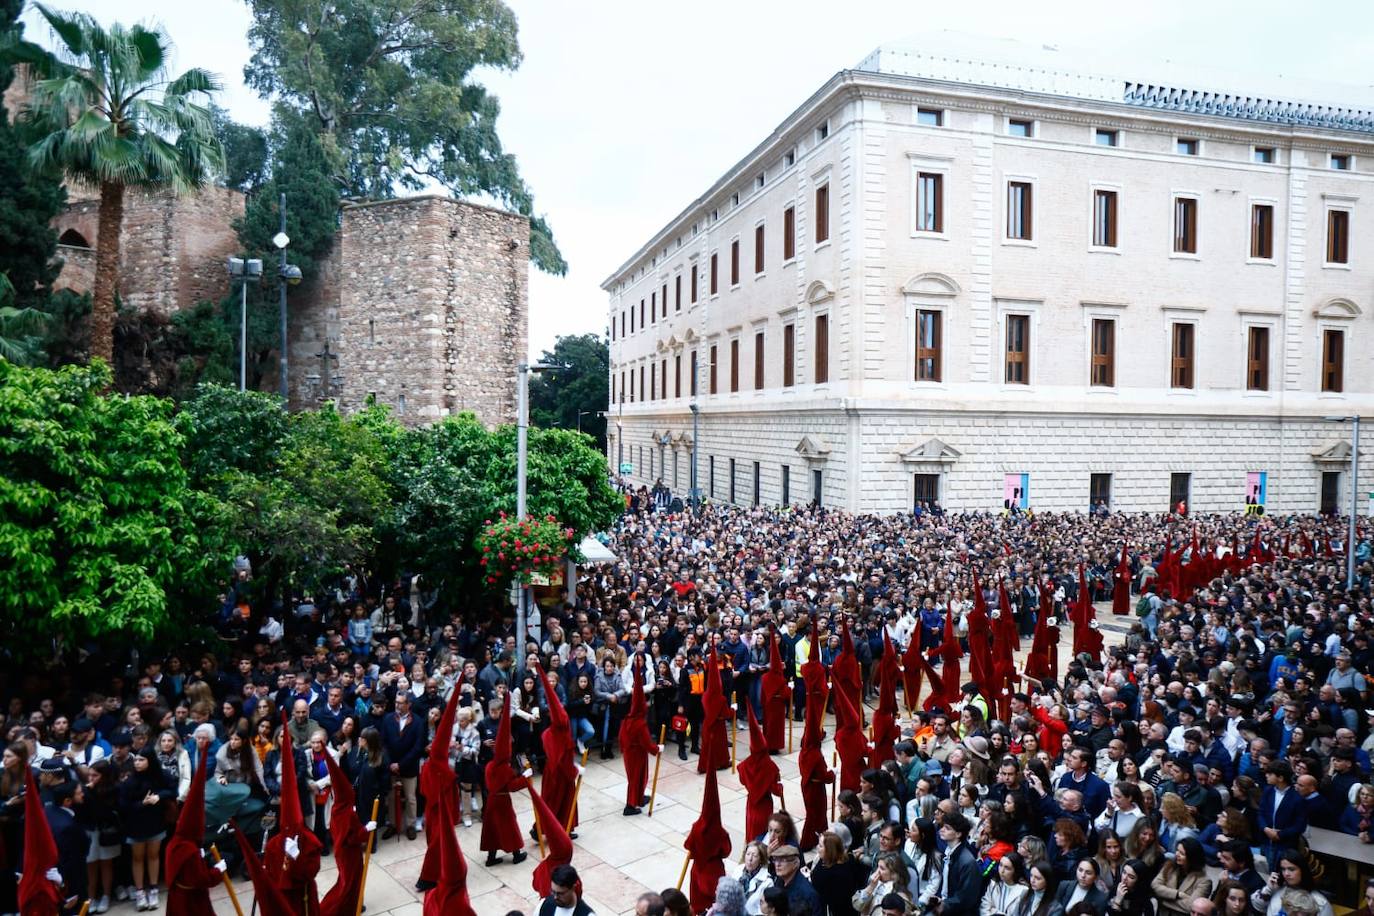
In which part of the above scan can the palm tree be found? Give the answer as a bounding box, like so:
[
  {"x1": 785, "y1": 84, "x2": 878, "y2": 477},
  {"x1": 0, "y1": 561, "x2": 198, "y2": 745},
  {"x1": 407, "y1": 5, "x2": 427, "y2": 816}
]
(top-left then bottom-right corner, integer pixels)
[{"x1": 22, "y1": 5, "x2": 222, "y2": 366}]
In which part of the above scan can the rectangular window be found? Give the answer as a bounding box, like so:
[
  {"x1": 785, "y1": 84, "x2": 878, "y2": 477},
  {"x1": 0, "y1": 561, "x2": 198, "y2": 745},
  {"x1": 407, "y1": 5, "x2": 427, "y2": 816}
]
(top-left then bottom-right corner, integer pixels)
[
  {"x1": 689, "y1": 350, "x2": 698, "y2": 397},
  {"x1": 784, "y1": 149, "x2": 795, "y2": 167},
  {"x1": 631, "y1": 367, "x2": 638, "y2": 401},
  {"x1": 1327, "y1": 210, "x2": 1350, "y2": 264},
  {"x1": 1170, "y1": 473, "x2": 1191, "y2": 513},
  {"x1": 650, "y1": 363, "x2": 657, "y2": 401},
  {"x1": 709, "y1": 254, "x2": 718, "y2": 294},
  {"x1": 674, "y1": 354, "x2": 681, "y2": 398},
  {"x1": 783, "y1": 206, "x2": 796, "y2": 260},
  {"x1": 1251, "y1": 204, "x2": 1274, "y2": 259},
  {"x1": 621, "y1": 311, "x2": 625, "y2": 337},
  {"x1": 815, "y1": 184, "x2": 830, "y2": 243},
  {"x1": 752, "y1": 461, "x2": 761, "y2": 507},
  {"x1": 638, "y1": 299, "x2": 644, "y2": 328},
  {"x1": 660, "y1": 359, "x2": 666, "y2": 400},
  {"x1": 917, "y1": 107, "x2": 943, "y2": 126},
  {"x1": 675, "y1": 275, "x2": 681, "y2": 311},
  {"x1": 1247, "y1": 326, "x2": 1269, "y2": 391},
  {"x1": 917, "y1": 172, "x2": 943, "y2": 232},
  {"x1": 729, "y1": 458, "x2": 737, "y2": 504},
  {"x1": 1321, "y1": 471, "x2": 1340, "y2": 515},
  {"x1": 709, "y1": 345, "x2": 718, "y2": 394},
  {"x1": 1177, "y1": 138, "x2": 1199, "y2": 155},
  {"x1": 1322, "y1": 329, "x2": 1344, "y2": 392},
  {"x1": 915, "y1": 310, "x2": 942, "y2": 381},
  {"x1": 913, "y1": 474, "x2": 939, "y2": 507},
  {"x1": 650, "y1": 291, "x2": 656, "y2": 323},
  {"x1": 1090, "y1": 473, "x2": 1112, "y2": 509},
  {"x1": 816, "y1": 122, "x2": 829, "y2": 141},
  {"x1": 1254, "y1": 147, "x2": 1275, "y2": 164},
  {"x1": 1092, "y1": 189, "x2": 1118, "y2": 247},
  {"x1": 730, "y1": 240, "x2": 740, "y2": 285},
  {"x1": 1007, "y1": 182, "x2": 1033, "y2": 240},
  {"x1": 1094, "y1": 128, "x2": 1118, "y2": 147},
  {"x1": 754, "y1": 331, "x2": 765, "y2": 390},
  {"x1": 1090, "y1": 318, "x2": 1115, "y2": 387},
  {"x1": 610, "y1": 315, "x2": 615, "y2": 341},
  {"x1": 812, "y1": 469, "x2": 823, "y2": 506},
  {"x1": 781, "y1": 465, "x2": 790, "y2": 505},
  {"x1": 729, "y1": 339, "x2": 740, "y2": 392},
  {"x1": 1173, "y1": 197, "x2": 1197, "y2": 253},
  {"x1": 1332, "y1": 154, "x2": 1351, "y2": 170},
  {"x1": 709, "y1": 456, "x2": 716, "y2": 499},
  {"x1": 661, "y1": 284, "x2": 667, "y2": 318},
  {"x1": 619, "y1": 371, "x2": 625, "y2": 404},
  {"x1": 690, "y1": 264, "x2": 698, "y2": 303},
  {"x1": 783, "y1": 323, "x2": 795, "y2": 387},
  {"x1": 637, "y1": 365, "x2": 644, "y2": 402},
  {"x1": 754, "y1": 224, "x2": 765, "y2": 273},
  {"x1": 1171, "y1": 323, "x2": 1195, "y2": 389},
  {"x1": 1005, "y1": 314, "x2": 1030, "y2": 384},
  {"x1": 814, "y1": 314, "x2": 829, "y2": 384},
  {"x1": 1007, "y1": 118, "x2": 1033, "y2": 137}
]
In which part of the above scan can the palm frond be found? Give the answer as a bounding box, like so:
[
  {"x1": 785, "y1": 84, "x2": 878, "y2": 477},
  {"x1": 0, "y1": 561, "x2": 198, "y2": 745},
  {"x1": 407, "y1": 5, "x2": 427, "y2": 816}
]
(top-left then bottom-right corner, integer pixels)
[
  {"x1": 34, "y1": 3, "x2": 92, "y2": 58},
  {"x1": 165, "y1": 68, "x2": 222, "y2": 98},
  {"x1": 127, "y1": 25, "x2": 167, "y2": 81}
]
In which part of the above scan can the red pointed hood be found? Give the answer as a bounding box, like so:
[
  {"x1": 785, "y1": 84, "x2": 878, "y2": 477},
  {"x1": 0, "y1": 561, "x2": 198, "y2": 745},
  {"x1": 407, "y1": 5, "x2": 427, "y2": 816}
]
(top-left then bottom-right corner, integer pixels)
[
  {"x1": 833, "y1": 680, "x2": 861, "y2": 731},
  {"x1": 768, "y1": 627, "x2": 784, "y2": 673},
  {"x1": 278, "y1": 713, "x2": 305, "y2": 835},
  {"x1": 423, "y1": 681, "x2": 462, "y2": 789},
  {"x1": 322, "y1": 743, "x2": 355, "y2": 814},
  {"x1": 235, "y1": 823, "x2": 295, "y2": 916},
  {"x1": 174, "y1": 745, "x2": 211, "y2": 843},
  {"x1": 808, "y1": 624, "x2": 821, "y2": 665},
  {"x1": 1025, "y1": 582, "x2": 1055, "y2": 681},
  {"x1": 683, "y1": 766, "x2": 732, "y2": 861},
  {"x1": 529, "y1": 785, "x2": 574, "y2": 898},
  {"x1": 534, "y1": 660, "x2": 569, "y2": 731},
  {"x1": 746, "y1": 704, "x2": 768, "y2": 756},
  {"x1": 18, "y1": 765, "x2": 61, "y2": 914},
  {"x1": 900, "y1": 627, "x2": 924, "y2": 711},
  {"x1": 494, "y1": 690, "x2": 514, "y2": 762},
  {"x1": 840, "y1": 614, "x2": 856, "y2": 657},
  {"x1": 996, "y1": 579, "x2": 1021, "y2": 653}
]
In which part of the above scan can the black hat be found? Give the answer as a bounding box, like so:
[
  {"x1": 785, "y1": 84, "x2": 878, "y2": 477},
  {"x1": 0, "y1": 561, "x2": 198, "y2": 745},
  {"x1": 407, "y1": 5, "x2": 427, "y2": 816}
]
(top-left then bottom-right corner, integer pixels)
[
  {"x1": 38, "y1": 757, "x2": 67, "y2": 774},
  {"x1": 71, "y1": 718, "x2": 94, "y2": 733},
  {"x1": 1171, "y1": 752, "x2": 1194, "y2": 769},
  {"x1": 110, "y1": 731, "x2": 132, "y2": 747}
]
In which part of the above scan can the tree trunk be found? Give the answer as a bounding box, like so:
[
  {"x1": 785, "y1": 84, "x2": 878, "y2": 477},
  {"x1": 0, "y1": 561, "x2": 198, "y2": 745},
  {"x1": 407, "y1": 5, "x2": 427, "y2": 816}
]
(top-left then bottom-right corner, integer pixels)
[{"x1": 91, "y1": 181, "x2": 125, "y2": 366}]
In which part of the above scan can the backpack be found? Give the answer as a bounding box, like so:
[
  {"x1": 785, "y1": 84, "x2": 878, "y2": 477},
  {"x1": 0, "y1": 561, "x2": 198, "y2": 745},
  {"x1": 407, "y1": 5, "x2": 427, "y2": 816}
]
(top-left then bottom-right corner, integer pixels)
[{"x1": 1135, "y1": 594, "x2": 1153, "y2": 617}]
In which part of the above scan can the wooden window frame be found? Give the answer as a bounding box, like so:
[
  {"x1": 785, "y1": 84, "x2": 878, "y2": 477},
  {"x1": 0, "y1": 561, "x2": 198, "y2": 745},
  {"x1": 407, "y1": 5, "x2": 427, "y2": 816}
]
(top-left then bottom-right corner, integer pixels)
[
  {"x1": 814, "y1": 313, "x2": 829, "y2": 384},
  {"x1": 1173, "y1": 196, "x2": 1198, "y2": 254},
  {"x1": 729, "y1": 339, "x2": 740, "y2": 392},
  {"x1": 674, "y1": 275, "x2": 681, "y2": 312},
  {"x1": 1004, "y1": 314, "x2": 1030, "y2": 384},
  {"x1": 782, "y1": 322, "x2": 795, "y2": 388},
  {"x1": 753, "y1": 331, "x2": 765, "y2": 390},
  {"x1": 661, "y1": 283, "x2": 667, "y2": 318},
  {"x1": 1246, "y1": 325, "x2": 1270, "y2": 392},
  {"x1": 730, "y1": 240, "x2": 740, "y2": 286},
  {"x1": 1092, "y1": 189, "x2": 1118, "y2": 248},
  {"x1": 1170, "y1": 322, "x2": 1196, "y2": 390},
  {"x1": 1322, "y1": 328, "x2": 1345, "y2": 392},
  {"x1": 915, "y1": 309, "x2": 942, "y2": 382},
  {"x1": 1251, "y1": 203, "x2": 1274, "y2": 260},
  {"x1": 916, "y1": 172, "x2": 943, "y2": 233},
  {"x1": 1007, "y1": 181, "x2": 1033, "y2": 241},
  {"x1": 815, "y1": 184, "x2": 830, "y2": 244},
  {"x1": 710, "y1": 253, "x2": 718, "y2": 295},
  {"x1": 754, "y1": 224, "x2": 765, "y2": 274},
  {"x1": 709, "y1": 344, "x2": 718, "y2": 394},
  {"x1": 673, "y1": 354, "x2": 681, "y2": 398},
  {"x1": 690, "y1": 264, "x2": 698, "y2": 303},
  {"x1": 1090, "y1": 318, "x2": 1115, "y2": 387},
  {"x1": 783, "y1": 206, "x2": 796, "y2": 260},
  {"x1": 689, "y1": 350, "x2": 698, "y2": 397},
  {"x1": 1327, "y1": 209, "x2": 1350, "y2": 264}
]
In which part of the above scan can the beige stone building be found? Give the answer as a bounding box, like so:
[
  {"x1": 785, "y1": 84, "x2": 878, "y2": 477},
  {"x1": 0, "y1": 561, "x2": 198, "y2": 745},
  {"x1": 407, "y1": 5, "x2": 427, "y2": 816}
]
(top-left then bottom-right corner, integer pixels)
[{"x1": 603, "y1": 41, "x2": 1374, "y2": 515}]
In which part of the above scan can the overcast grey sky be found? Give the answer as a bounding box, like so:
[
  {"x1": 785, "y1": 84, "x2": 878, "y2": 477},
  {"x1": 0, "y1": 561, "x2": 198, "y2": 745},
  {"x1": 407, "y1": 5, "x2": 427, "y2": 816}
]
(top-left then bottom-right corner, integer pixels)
[{"x1": 21, "y1": 0, "x2": 1374, "y2": 358}]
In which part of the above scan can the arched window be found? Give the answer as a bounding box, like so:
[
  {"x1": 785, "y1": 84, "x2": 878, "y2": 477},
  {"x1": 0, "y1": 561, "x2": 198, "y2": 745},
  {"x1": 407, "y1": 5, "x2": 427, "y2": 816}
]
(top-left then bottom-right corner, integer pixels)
[{"x1": 58, "y1": 228, "x2": 91, "y2": 248}]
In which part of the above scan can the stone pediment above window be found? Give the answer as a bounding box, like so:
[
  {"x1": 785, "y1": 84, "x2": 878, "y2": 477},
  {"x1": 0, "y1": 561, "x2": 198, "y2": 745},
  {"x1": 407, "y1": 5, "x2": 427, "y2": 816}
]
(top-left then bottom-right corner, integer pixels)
[
  {"x1": 1312, "y1": 440, "x2": 1352, "y2": 466},
  {"x1": 795, "y1": 434, "x2": 833, "y2": 463},
  {"x1": 901, "y1": 272, "x2": 960, "y2": 299},
  {"x1": 806, "y1": 280, "x2": 834, "y2": 306},
  {"x1": 1313, "y1": 297, "x2": 1361, "y2": 320},
  {"x1": 650, "y1": 429, "x2": 672, "y2": 444},
  {"x1": 672, "y1": 432, "x2": 693, "y2": 449},
  {"x1": 655, "y1": 338, "x2": 669, "y2": 352},
  {"x1": 682, "y1": 327, "x2": 699, "y2": 343},
  {"x1": 898, "y1": 437, "x2": 962, "y2": 466}
]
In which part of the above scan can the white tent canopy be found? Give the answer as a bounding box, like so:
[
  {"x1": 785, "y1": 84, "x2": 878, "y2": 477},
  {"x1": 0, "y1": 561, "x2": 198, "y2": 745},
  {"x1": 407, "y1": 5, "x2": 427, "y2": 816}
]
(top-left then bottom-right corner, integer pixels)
[{"x1": 578, "y1": 535, "x2": 617, "y2": 565}]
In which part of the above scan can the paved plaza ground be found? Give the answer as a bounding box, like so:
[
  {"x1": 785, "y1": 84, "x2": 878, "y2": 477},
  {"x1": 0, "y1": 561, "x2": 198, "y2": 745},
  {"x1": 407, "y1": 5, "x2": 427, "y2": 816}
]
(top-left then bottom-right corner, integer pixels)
[{"x1": 198, "y1": 610, "x2": 1133, "y2": 916}]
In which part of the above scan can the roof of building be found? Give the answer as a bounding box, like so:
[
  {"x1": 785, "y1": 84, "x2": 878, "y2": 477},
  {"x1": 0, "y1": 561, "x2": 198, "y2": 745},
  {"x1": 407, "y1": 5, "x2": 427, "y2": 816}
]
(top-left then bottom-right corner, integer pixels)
[{"x1": 860, "y1": 33, "x2": 1374, "y2": 133}]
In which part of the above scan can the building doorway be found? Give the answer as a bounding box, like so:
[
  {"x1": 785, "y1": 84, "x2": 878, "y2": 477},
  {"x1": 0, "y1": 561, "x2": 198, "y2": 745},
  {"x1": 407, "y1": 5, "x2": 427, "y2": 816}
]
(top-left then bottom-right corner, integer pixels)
[
  {"x1": 1321, "y1": 471, "x2": 1341, "y2": 515},
  {"x1": 913, "y1": 473, "x2": 939, "y2": 510},
  {"x1": 1169, "y1": 472, "x2": 1191, "y2": 514}
]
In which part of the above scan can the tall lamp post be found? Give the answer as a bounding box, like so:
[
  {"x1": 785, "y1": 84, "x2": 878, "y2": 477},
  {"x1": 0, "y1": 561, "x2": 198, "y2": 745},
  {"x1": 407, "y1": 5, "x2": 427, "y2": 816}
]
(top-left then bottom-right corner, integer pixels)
[
  {"x1": 271, "y1": 197, "x2": 302, "y2": 405},
  {"x1": 689, "y1": 402, "x2": 700, "y2": 509},
  {"x1": 1324, "y1": 415, "x2": 1363, "y2": 591},
  {"x1": 515, "y1": 361, "x2": 559, "y2": 670},
  {"x1": 576, "y1": 410, "x2": 592, "y2": 434},
  {"x1": 226, "y1": 257, "x2": 263, "y2": 391}
]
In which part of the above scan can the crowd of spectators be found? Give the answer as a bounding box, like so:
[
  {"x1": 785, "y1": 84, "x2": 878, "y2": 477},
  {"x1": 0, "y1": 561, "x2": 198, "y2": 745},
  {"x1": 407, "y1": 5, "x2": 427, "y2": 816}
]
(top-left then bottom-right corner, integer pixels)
[{"x1": 2, "y1": 489, "x2": 1373, "y2": 916}]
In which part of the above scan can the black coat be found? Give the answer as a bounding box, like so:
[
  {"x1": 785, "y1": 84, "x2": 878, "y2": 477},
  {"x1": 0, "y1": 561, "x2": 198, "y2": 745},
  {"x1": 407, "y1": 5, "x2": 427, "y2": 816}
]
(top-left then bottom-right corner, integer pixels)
[
  {"x1": 45, "y1": 804, "x2": 88, "y2": 904},
  {"x1": 116, "y1": 766, "x2": 173, "y2": 841},
  {"x1": 380, "y1": 712, "x2": 425, "y2": 778}
]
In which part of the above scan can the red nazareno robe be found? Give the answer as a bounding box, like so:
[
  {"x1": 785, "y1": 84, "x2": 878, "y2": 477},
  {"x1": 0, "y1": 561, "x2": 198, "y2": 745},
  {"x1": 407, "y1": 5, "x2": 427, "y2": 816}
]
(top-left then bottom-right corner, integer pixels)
[
  {"x1": 619, "y1": 663, "x2": 658, "y2": 809},
  {"x1": 737, "y1": 707, "x2": 784, "y2": 843},
  {"x1": 164, "y1": 747, "x2": 220, "y2": 916},
  {"x1": 417, "y1": 686, "x2": 463, "y2": 886},
  {"x1": 760, "y1": 629, "x2": 791, "y2": 753},
  {"x1": 319, "y1": 749, "x2": 371, "y2": 916},
  {"x1": 480, "y1": 694, "x2": 529, "y2": 855},
  {"x1": 697, "y1": 648, "x2": 731, "y2": 773},
  {"x1": 264, "y1": 716, "x2": 323, "y2": 916},
  {"x1": 535, "y1": 660, "x2": 580, "y2": 832}
]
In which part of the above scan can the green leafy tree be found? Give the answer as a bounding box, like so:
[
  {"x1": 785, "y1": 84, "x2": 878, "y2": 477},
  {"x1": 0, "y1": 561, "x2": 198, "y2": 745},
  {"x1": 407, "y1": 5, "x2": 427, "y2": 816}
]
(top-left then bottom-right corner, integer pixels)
[
  {"x1": 209, "y1": 102, "x2": 268, "y2": 194},
  {"x1": 23, "y1": 5, "x2": 224, "y2": 366},
  {"x1": 528, "y1": 333, "x2": 609, "y2": 450},
  {"x1": 391, "y1": 414, "x2": 621, "y2": 593},
  {"x1": 242, "y1": 0, "x2": 565, "y2": 274},
  {"x1": 0, "y1": 360, "x2": 226, "y2": 653},
  {"x1": 0, "y1": 0, "x2": 66, "y2": 316},
  {"x1": 0, "y1": 273, "x2": 49, "y2": 364}
]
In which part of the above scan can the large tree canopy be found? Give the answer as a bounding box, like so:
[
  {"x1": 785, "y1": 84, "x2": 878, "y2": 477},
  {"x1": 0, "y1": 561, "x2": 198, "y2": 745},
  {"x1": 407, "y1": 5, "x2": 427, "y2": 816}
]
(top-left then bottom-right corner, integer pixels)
[
  {"x1": 243, "y1": 0, "x2": 565, "y2": 275},
  {"x1": 529, "y1": 333, "x2": 609, "y2": 451}
]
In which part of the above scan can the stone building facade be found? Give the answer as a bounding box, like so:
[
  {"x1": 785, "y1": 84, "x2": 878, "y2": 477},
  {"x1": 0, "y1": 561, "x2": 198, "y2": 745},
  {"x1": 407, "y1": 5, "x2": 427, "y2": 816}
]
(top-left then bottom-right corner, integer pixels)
[{"x1": 603, "y1": 41, "x2": 1374, "y2": 515}]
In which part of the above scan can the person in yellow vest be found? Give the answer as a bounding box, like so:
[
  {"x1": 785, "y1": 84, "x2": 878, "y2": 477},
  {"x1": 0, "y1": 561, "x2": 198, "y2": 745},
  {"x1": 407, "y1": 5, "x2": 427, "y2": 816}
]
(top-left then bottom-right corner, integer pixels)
[
  {"x1": 675, "y1": 649, "x2": 707, "y2": 760},
  {"x1": 959, "y1": 684, "x2": 989, "y2": 735}
]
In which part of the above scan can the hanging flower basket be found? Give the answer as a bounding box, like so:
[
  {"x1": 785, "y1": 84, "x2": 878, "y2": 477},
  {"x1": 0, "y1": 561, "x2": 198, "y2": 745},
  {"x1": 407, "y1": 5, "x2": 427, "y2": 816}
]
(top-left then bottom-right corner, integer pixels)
[{"x1": 475, "y1": 512, "x2": 576, "y2": 590}]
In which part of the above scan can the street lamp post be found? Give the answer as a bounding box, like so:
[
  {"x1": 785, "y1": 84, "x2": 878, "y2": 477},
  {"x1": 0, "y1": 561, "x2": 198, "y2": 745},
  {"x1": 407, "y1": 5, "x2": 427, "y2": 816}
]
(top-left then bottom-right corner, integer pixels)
[
  {"x1": 689, "y1": 402, "x2": 700, "y2": 509},
  {"x1": 226, "y1": 257, "x2": 263, "y2": 391},
  {"x1": 515, "y1": 361, "x2": 558, "y2": 671},
  {"x1": 1324, "y1": 415, "x2": 1362, "y2": 591},
  {"x1": 272, "y1": 199, "x2": 302, "y2": 406},
  {"x1": 577, "y1": 410, "x2": 591, "y2": 434}
]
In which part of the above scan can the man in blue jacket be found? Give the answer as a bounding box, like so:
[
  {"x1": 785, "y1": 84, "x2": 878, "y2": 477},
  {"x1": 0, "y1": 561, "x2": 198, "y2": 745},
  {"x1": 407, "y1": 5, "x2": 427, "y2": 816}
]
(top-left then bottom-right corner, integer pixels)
[
  {"x1": 380, "y1": 691, "x2": 424, "y2": 839},
  {"x1": 937, "y1": 811, "x2": 982, "y2": 915},
  {"x1": 1258, "y1": 760, "x2": 1307, "y2": 869}
]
